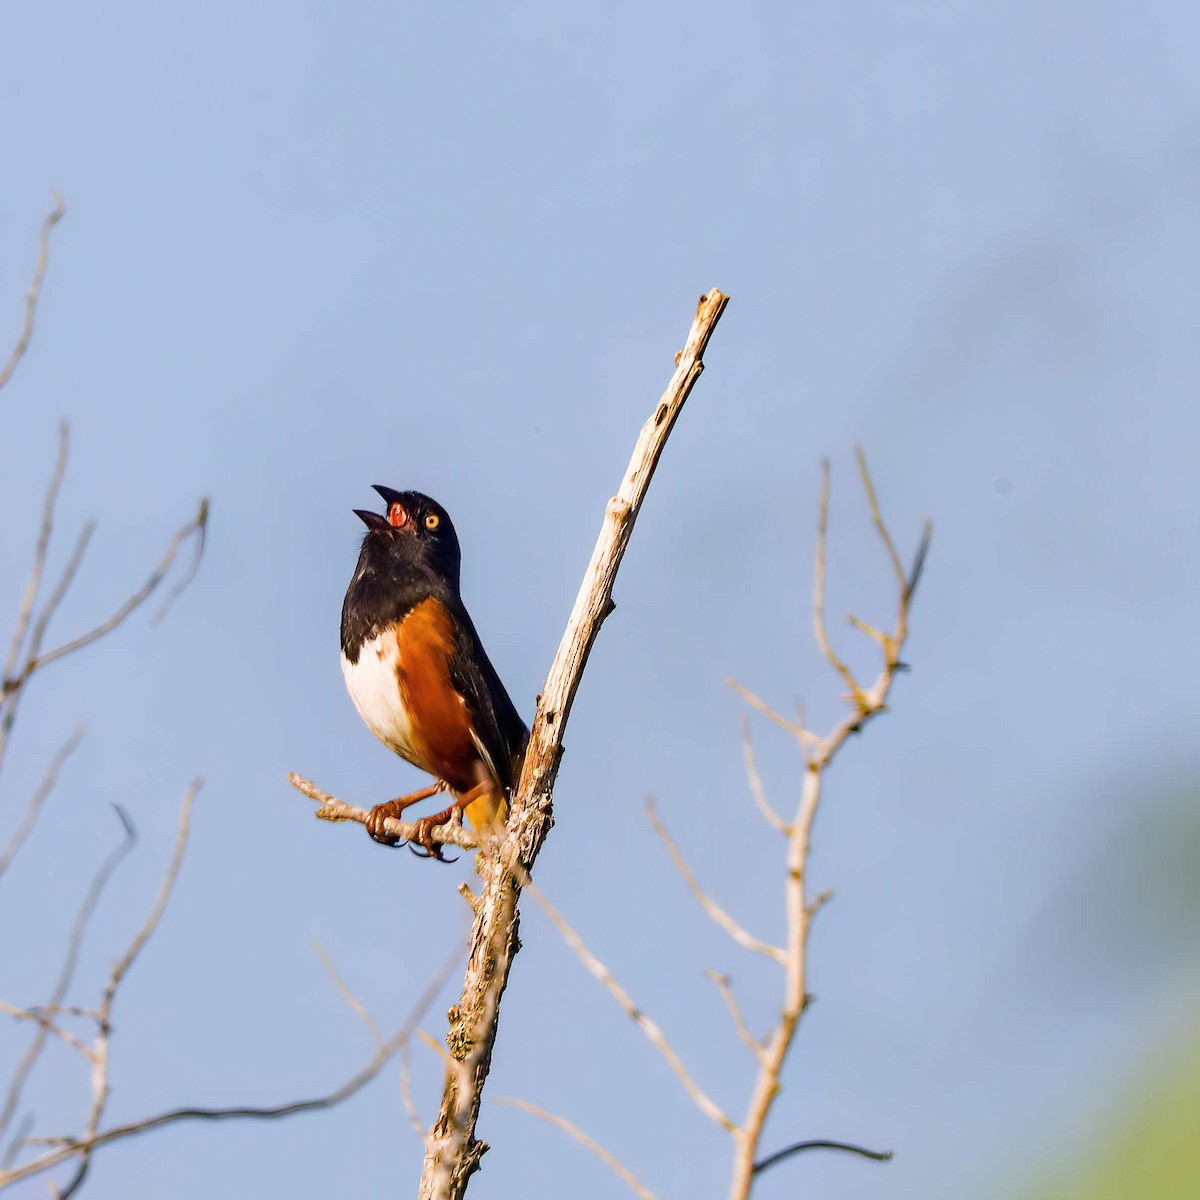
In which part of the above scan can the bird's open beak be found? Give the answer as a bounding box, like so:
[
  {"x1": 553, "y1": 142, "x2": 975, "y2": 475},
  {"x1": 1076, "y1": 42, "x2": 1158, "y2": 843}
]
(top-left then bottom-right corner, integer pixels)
[
  {"x1": 354, "y1": 509, "x2": 391, "y2": 531},
  {"x1": 373, "y1": 484, "x2": 405, "y2": 507},
  {"x1": 372, "y1": 485, "x2": 413, "y2": 530}
]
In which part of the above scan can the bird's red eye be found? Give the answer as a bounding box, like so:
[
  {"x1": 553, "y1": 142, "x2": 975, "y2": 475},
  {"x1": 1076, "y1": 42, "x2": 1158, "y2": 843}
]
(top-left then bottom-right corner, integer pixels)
[{"x1": 387, "y1": 502, "x2": 407, "y2": 528}]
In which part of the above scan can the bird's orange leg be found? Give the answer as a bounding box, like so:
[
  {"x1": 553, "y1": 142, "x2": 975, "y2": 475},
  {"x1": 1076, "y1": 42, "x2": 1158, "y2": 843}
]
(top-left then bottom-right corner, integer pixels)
[
  {"x1": 408, "y1": 781, "x2": 493, "y2": 862},
  {"x1": 365, "y1": 783, "x2": 445, "y2": 847}
]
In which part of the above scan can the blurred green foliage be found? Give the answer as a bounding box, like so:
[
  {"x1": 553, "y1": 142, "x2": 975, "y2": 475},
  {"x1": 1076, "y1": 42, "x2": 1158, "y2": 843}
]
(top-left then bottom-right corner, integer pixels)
[{"x1": 1018, "y1": 1032, "x2": 1200, "y2": 1200}]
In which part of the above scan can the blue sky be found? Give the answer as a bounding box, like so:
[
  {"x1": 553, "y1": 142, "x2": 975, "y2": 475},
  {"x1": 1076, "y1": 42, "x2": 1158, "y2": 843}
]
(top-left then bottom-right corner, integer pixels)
[{"x1": 2, "y1": 2, "x2": 1198, "y2": 1197}]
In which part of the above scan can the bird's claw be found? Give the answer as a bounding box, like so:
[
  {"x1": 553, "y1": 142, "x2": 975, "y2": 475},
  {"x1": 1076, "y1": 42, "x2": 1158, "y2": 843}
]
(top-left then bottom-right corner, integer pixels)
[
  {"x1": 365, "y1": 802, "x2": 404, "y2": 847},
  {"x1": 407, "y1": 814, "x2": 459, "y2": 864}
]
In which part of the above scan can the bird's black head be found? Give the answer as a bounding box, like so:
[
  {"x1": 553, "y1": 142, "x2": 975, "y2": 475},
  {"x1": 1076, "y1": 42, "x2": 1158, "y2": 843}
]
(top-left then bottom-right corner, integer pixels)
[{"x1": 353, "y1": 486, "x2": 462, "y2": 590}]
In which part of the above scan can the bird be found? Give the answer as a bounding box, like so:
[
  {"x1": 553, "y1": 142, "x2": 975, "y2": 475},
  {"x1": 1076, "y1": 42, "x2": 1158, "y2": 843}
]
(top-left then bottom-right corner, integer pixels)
[{"x1": 340, "y1": 486, "x2": 528, "y2": 859}]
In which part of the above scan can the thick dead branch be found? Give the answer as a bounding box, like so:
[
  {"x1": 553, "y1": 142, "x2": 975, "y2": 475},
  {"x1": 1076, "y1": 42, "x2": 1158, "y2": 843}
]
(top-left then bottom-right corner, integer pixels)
[
  {"x1": 411, "y1": 289, "x2": 729, "y2": 1199},
  {"x1": 0, "y1": 194, "x2": 65, "y2": 397}
]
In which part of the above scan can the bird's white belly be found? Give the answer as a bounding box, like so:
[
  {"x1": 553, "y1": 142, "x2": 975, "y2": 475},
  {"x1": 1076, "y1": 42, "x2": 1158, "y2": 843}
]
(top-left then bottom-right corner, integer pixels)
[{"x1": 341, "y1": 632, "x2": 420, "y2": 765}]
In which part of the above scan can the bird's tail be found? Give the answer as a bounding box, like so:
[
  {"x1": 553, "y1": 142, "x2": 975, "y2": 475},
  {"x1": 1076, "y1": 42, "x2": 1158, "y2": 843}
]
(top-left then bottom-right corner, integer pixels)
[{"x1": 463, "y1": 783, "x2": 508, "y2": 831}]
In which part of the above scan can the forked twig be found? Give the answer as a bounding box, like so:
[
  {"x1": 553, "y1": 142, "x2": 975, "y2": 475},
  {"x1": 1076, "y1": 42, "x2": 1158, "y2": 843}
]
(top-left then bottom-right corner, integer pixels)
[
  {"x1": 23, "y1": 501, "x2": 208, "y2": 678},
  {"x1": 705, "y1": 971, "x2": 767, "y2": 1067},
  {"x1": 53, "y1": 783, "x2": 201, "y2": 1199},
  {"x1": 0, "y1": 806, "x2": 136, "y2": 1152},
  {"x1": 724, "y1": 452, "x2": 927, "y2": 1198},
  {"x1": 1, "y1": 900, "x2": 460, "y2": 1193}
]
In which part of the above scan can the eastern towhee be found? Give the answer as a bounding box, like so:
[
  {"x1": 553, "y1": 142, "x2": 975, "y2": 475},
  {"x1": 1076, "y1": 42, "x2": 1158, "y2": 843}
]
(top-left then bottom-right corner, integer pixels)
[{"x1": 340, "y1": 486, "x2": 528, "y2": 858}]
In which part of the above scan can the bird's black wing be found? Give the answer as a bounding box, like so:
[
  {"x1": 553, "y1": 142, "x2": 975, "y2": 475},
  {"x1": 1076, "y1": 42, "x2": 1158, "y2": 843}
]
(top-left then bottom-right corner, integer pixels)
[{"x1": 445, "y1": 599, "x2": 529, "y2": 791}]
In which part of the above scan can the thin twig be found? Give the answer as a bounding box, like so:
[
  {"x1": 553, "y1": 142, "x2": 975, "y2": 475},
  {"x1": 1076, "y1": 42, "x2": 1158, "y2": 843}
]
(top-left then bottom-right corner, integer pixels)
[
  {"x1": 0, "y1": 194, "x2": 65, "y2": 397},
  {"x1": 811, "y1": 460, "x2": 862, "y2": 705},
  {"x1": 704, "y1": 971, "x2": 767, "y2": 1067},
  {"x1": 54, "y1": 783, "x2": 201, "y2": 1199},
  {"x1": 24, "y1": 501, "x2": 208, "y2": 677},
  {"x1": 854, "y1": 446, "x2": 906, "y2": 596},
  {"x1": 313, "y1": 943, "x2": 384, "y2": 1048},
  {"x1": 0, "y1": 728, "x2": 83, "y2": 883},
  {"x1": 0, "y1": 1004, "x2": 95, "y2": 1062},
  {"x1": 495, "y1": 1097, "x2": 657, "y2": 1200},
  {"x1": 753, "y1": 1138, "x2": 893, "y2": 1174},
  {"x1": 151, "y1": 499, "x2": 208, "y2": 626},
  {"x1": 399, "y1": 1039, "x2": 424, "y2": 1139},
  {"x1": 524, "y1": 880, "x2": 734, "y2": 1132},
  {"x1": 3, "y1": 423, "x2": 68, "y2": 685},
  {"x1": 0, "y1": 427, "x2": 72, "y2": 784},
  {"x1": 0, "y1": 1116, "x2": 33, "y2": 1174},
  {"x1": 0, "y1": 806, "x2": 136, "y2": 1151},
  {"x1": 724, "y1": 679, "x2": 799, "y2": 739},
  {"x1": 645, "y1": 799, "x2": 784, "y2": 964},
  {"x1": 738, "y1": 715, "x2": 788, "y2": 835}
]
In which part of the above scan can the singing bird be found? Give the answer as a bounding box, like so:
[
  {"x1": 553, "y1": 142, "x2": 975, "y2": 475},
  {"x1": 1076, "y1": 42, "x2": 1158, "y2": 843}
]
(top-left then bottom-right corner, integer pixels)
[{"x1": 340, "y1": 486, "x2": 528, "y2": 858}]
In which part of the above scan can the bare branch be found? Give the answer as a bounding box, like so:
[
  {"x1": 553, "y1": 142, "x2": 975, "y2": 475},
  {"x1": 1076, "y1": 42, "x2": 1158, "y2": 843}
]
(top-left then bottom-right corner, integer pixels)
[
  {"x1": 724, "y1": 679, "x2": 799, "y2": 739},
  {"x1": 725, "y1": 456, "x2": 926, "y2": 1199},
  {"x1": 288, "y1": 774, "x2": 480, "y2": 853},
  {"x1": 399, "y1": 1039, "x2": 425, "y2": 1140},
  {"x1": 313, "y1": 942, "x2": 384, "y2": 1049},
  {"x1": 854, "y1": 446, "x2": 906, "y2": 596},
  {"x1": 0, "y1": 1116, "x2": 32, "y2": 1174},
  {"x1": 0, "y1": 195, "x2": 65, "y2": 397},
  {"x1": 811, "y1": 460, "x2": 863, "y2": 705},
  {"x1": 0, "y1": 1004, "x2": 94, "y2": 1062},
  {"x1": 21, "y1": 522, "x2": 95, "y2": 675},
  {"x1": 25, "y1": 500, "x2": 208, "y2": 677},
  {"x1": 704, "y1": 971, "x2": 767, "y2": 1067},
  {"x1": 3, "y1": 423, "x2": 69, "y2": 685},
  {"x1": 525, "y1": 880, "x2": 734, "y2": 1132},
  {"x1": 738, "y1": 715, "x2": 788, "y2": 835},
  {"x1": 0, "y1": 806, "x2": 136, "y2": 1151},
  {"x1": 495, "y1": 1097, "x2": 657, "y2": 1200},
  {"x1": 906, "y1": 519, "x2": 933, "y2": 601},
  {"x1": 753, "y1": 1138, "x2": 893, "y2": 1175},
  {"x1": 2, "y1": 928, "x2": 461, "y2": 1194},
  {"x1": 645, "y1": 799, "x2": 784, "y2": 964},
  {"x1": 54, "y1": 783, "x2": 200, "y2": 1199},
  {"x1": 151, "y1": 499, "x2": 208, "y2": 626},
  {"x1": 415, "y1": 289, "x2": 729, "y2": 1200},
  {"x1": 0, "y1": 728, "x2": 83, "y2": 883}
]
